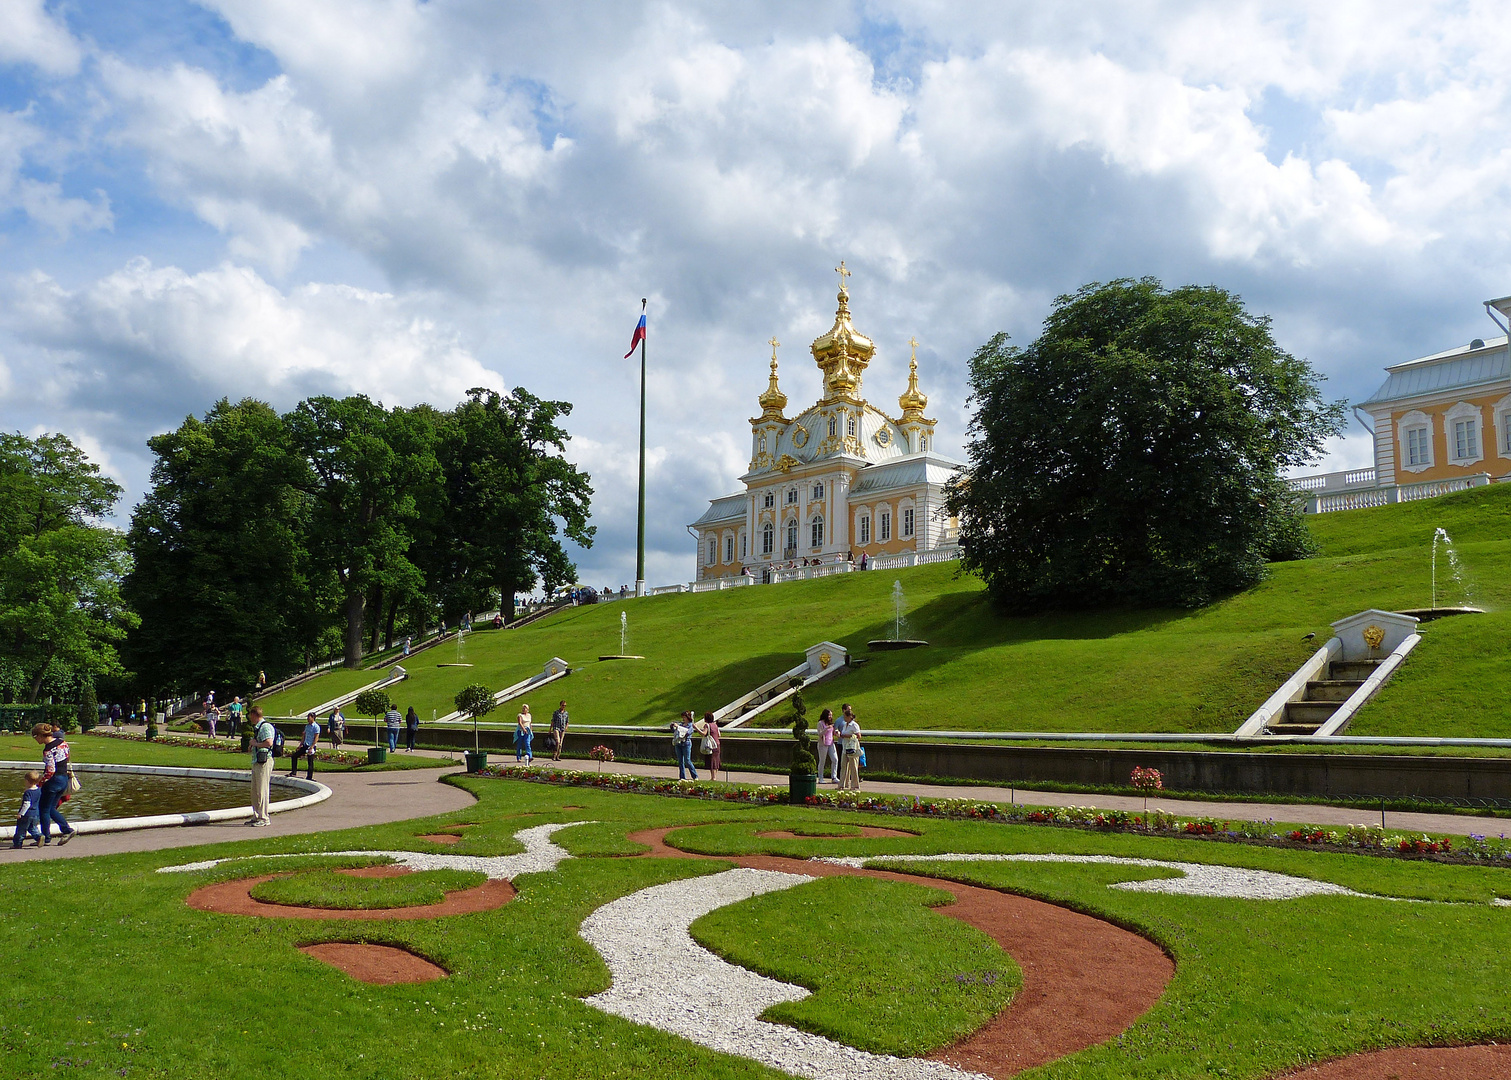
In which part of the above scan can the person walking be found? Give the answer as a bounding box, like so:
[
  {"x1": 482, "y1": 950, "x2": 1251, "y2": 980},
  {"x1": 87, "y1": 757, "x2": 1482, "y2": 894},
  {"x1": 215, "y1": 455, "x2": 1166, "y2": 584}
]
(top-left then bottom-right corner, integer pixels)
[
  {"x1": 815, "y1": 709, "x2": 838, "y2": 784},
  {"x1": 329, "y1": 708, "x2": 345, "y2": 749},
  {"x1": 247, "y1": 707, "x2": 275, "y2": 826},
  {"x1": 839, "y1": 706, "x2": 863, "y2": 791},
  {"x1": 671, "y1": 712, "x2": 698, "y2": 780},
  {"x1": 227, "y1": 697, "x2": 242, "y2": 737},
  {"x1": 31, "y1": 724, "x2": 76, "y2": 845},
  {"x1": 12, "y1": 771, "x2": 42, "y2": 848},
  {"x1": 289, "y1": 713, "x2": 320, "y2": 781},
  {"x1": 550, "y1": 701, "x2": 569, "y2": 761},
  {"x1": 514, "y1": 705, "x2": 534, "y2": 763},
  {"x1": 384, "y1": 704, "x2": 402, "y2": 752},
  {"x1": 107, "y1": 702, "x2": 121, "y2": 727},
  {"x1": 405, "y1": 706, "x2": 420, "y2": 751},
  {"x1": 206, "y1": 705, "x2": 219, "y2": 738},
  {"x1": 701, "y1": 711, "x2": 721, "y2": 777}
]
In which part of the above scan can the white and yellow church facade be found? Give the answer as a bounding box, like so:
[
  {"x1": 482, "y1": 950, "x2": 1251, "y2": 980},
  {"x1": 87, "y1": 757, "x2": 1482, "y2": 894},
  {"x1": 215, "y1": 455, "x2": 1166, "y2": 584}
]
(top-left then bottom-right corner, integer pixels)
[{"x1": 691, "y1": 267, "x2": 963, "y2": 581}]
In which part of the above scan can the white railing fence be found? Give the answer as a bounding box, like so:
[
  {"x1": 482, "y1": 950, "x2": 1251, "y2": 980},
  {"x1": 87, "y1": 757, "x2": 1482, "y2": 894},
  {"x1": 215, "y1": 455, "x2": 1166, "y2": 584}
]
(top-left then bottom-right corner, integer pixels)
[
  {"x1": 1309, "y1": 473, "x2": 1491, "y2": 514},
  {"x1": 644, "y1": 545, "x2": 963, "y2": 595}
]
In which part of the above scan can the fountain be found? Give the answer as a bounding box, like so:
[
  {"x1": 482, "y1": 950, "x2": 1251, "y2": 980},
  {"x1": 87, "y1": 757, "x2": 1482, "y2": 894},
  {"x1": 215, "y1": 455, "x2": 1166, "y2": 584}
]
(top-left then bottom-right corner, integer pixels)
[
  {"x1": 598, "y1": 608, "x2": 644, "y2": 661},
  {"x1": 437, "y1": 624, "x2": 473, "y2": 667},
  {"x1": 1395, "y1": 528, "x2": 1484, "y2": 622},
  {"x1": 867, "y1": 579, "x2": 929, "y2": 650}
]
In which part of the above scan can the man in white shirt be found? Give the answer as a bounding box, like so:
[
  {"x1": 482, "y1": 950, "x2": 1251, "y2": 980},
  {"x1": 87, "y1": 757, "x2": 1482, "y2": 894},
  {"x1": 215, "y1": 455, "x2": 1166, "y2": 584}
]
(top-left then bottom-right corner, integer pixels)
[{"x1": 839, "y1": 705, "x2": 862, "y2": 791}]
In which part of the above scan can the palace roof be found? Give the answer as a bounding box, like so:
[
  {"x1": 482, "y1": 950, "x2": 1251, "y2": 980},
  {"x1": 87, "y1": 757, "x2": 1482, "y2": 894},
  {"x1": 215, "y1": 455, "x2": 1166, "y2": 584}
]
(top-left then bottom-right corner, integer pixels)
[{"x1": 1360, "y1": 334, "x2": 1509, "y2": 407}]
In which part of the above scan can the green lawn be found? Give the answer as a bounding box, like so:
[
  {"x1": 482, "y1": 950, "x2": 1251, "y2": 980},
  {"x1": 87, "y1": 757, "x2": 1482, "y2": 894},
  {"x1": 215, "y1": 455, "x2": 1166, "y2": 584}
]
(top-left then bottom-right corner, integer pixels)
[
  {"x1": 2, "y1": 776, "x2": 1510, "y2": 1079},
  {"x1": 0, "y1": 732, "x2": 450, "y2": 772},
  {"x1": 254, "y1": 483, "x2": 1511, "y2": 738},
  {"x1": 249, "y1": 867, "x2": 487, "y2": 909}
]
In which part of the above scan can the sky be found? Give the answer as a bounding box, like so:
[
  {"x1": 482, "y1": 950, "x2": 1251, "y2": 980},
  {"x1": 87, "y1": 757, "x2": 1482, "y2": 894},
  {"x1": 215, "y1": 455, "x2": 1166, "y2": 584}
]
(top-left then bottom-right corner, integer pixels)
[{"x1": 3, "y1": 0, "x2": 1510, "y2": 589}]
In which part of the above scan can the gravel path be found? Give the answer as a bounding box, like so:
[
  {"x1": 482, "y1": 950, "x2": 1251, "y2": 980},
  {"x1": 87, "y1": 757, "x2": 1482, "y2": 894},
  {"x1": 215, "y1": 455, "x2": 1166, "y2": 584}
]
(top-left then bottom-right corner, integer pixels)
[
  {"x1": 580, "y1": 867, "x2": 988, "y2": 1080},
  {"x1": 156, "y1": 821, "x2": 594, "y2": 880},
  {"x1": 816, "y1": 853, "x2": 1378, "y2": 900}
]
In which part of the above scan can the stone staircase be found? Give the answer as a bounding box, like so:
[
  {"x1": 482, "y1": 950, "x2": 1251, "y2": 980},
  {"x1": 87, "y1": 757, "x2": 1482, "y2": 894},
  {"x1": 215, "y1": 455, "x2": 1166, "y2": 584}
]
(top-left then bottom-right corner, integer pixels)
[{"x1": 1267, "y1": 659, "x2": 1384, "y2": 735}]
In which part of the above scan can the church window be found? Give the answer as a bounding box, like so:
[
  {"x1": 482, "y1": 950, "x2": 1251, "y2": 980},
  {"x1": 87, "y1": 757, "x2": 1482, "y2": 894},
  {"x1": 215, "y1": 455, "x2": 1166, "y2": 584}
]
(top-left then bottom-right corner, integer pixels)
[
  {"x1": 847, "y1": 415, "x2": 856, "y2": 437},
  {"x1": 762, "y1": 523, "x2": 774, "y2": 555},
  {"x1": 902, "y1": 507, "x2": 914, "y2": 537},
  {"x1": 858, "y1": 515, "x2": 870, "y2": 544},
  {"x1": 810, "y1": 515, "x2": 824, "y2": 548},
  {"x1": 880, "y1": 511, "x2": 891, "y2": 542},
  {"x1": 812, "y1": 483, "x2": 824, "y2": 501},
  {"x1": 763, "y1": 492, "x2": 774, "y2": 509},
  {"x1": 725, "y1": 535, "x2": 734, "y2": 563},
  {"x1": 786, "y1": 520, "x2": 798, "y2": 551},
  {"x1": 1406, "y1": 426, "x2": 1430, "y2": 466},
  {"x1": 828, "y1": 417, "x2": 837, "y2": 437}
]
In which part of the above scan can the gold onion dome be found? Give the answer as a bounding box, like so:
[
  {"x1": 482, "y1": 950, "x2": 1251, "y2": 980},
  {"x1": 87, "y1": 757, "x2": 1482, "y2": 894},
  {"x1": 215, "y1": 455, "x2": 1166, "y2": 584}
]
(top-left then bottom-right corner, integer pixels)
[
  {"x1": 758, "y1": 339, "x2": 788, "y2": 419},
  {"x1": 899, "y1": 337, "x2": 929, "y2": 419},
  {"x1": 811, "y1": 261, "x2": 873, "y2": 401}
]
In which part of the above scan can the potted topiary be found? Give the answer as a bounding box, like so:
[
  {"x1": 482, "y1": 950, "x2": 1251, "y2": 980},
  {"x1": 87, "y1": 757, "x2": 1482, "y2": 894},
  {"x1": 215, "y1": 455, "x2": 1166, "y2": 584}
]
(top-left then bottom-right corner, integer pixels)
[
  {"x1": 454, "y1": 683, "x2": 496, "y2": 773},
  {"x1": 787, "y1": 682, "x2": 818, "y2": 805},
  {"x1": 354, "y1": 688, "x2": 393, "y2": 765}
]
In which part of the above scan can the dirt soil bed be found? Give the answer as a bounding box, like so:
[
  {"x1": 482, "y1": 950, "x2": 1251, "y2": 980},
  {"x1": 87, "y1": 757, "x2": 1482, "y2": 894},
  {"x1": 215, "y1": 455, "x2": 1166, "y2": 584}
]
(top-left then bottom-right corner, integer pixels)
[
  {"x1": 299, "y1": 942, "x2": 448, "y2": 984},
  {"x1": 627, "y1": 826, "x2": 1173, "y2": 1077},
  {"x1": 1280, "y1": 1044, "x2": 1511, "y2": 1078},
  {"x1": 187, "y1": 867, "x2": 515, "y2": 920}
]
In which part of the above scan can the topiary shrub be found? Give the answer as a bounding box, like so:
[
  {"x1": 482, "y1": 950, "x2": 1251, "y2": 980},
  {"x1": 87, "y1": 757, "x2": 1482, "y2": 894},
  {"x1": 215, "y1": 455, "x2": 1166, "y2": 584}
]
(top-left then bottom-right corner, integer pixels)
[
  {"x1": 454, "y1": 683, "x2": 496, "y2": 753},
  {"x1": 78, "y1": 680, "x2": 98, "y2": 732},
  {"x1": 788, "y1": 683, "x2": 817, "y2": 778},
  {"x1": 354, "y1": 688, "x2": 393, "y2": 748}
]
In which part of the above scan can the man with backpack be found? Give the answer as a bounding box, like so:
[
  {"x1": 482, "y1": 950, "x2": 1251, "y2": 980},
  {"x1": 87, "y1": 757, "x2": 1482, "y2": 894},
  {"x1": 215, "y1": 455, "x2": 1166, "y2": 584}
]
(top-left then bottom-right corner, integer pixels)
[{"x1": 247, "y1": 706, "x2": 276, "y2": 827}]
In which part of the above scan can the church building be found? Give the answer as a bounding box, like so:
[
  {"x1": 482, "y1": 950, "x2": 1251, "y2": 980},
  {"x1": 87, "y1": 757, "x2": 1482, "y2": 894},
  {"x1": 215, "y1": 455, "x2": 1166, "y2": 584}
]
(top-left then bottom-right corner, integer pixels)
[{"x1": 691, "y1": 266, "x2": 964, "y2": 580}]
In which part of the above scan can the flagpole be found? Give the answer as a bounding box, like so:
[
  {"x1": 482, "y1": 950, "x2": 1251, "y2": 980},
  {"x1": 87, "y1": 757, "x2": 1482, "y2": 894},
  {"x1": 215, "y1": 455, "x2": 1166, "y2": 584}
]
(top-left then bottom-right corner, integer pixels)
[{"x1": 635, "y1": 297, "x2": 647, "y2": 597}]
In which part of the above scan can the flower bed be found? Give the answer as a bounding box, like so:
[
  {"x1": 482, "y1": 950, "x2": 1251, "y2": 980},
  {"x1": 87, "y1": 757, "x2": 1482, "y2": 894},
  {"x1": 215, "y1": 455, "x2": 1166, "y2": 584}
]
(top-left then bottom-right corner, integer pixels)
[
  {"x1": 84, "y1": 728, "x2": 373, "y2": 767},
  {"x1": 472, "y1": 763, "x2": 1511, "y2": 866}
]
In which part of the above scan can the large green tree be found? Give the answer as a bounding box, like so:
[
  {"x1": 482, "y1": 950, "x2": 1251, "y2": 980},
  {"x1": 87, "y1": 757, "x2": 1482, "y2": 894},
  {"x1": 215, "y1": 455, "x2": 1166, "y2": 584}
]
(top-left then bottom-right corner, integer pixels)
[
  {"x1": 0, "y1": 433, "x2": 136, "y2": 702},
  {"x1": 429, "y1": 387, "x2": 594, "y2": 621},
  {"x1": 123, "y1": 399, "x2": 330, "y2": 697},
  {"x1": 287, "y1": 396, "x2": 441, "y2": 668},
  {"x1": 945, "y1": 278, "x2": 1344, "y2": 610}
]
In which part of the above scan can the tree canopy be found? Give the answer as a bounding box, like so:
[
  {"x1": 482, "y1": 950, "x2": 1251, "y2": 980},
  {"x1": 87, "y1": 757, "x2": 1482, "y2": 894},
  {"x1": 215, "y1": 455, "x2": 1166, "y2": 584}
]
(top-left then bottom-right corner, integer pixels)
[
  {"x1": 0, "y1": 433, "x2": 135, "y2": 702},
  {"x1": 945, "y1": 278, "x2": 1343, "y2": 610}
]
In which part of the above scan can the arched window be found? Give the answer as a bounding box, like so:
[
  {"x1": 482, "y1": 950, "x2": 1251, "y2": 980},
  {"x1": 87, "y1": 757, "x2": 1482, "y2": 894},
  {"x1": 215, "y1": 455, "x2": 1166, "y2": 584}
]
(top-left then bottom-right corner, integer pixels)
[
  {"x1": 725, "y1": 534, "x2": 734, "y2": 563},
  {"x1": 740, "y1": 532, "x2": 747, "y2": 559},
  {"x1": 758, "y1": 434, "x2": 767, "y2": 454},
  {"x1": 827, "y1": 417, "x2": 837, "y2": 437},
  {"x1": 786, "y1": 520, "x2": 798, "y2": 552},
  {"x1": 847, "y1": 415, "x2": 856, "y2": 437},
  {"x1": 762, "y1": 523, "x2": 774, "y2": 555},
  {"x1": 707, "y1": 537, "x2": 716, "y2": 564},
  {"x1": 810, "y1": 515, "x2": 825, "y2": 548},
  {"x1": 858, "y1": 514, "x2": 871, "y2": 544}
]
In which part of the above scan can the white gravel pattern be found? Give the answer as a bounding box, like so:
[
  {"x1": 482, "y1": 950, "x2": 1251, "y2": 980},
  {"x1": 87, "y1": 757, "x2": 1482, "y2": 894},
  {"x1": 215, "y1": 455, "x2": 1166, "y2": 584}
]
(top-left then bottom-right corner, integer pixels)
[
  {"x1": 580, "y1": 867, "x2": 987, "y2": 1080},
  {"x1": 156, "y1": 821, "x2": 596, "y2": 879},
  {"x1": 816, "y1": 853, "x2": 1374, "y2": 900}
]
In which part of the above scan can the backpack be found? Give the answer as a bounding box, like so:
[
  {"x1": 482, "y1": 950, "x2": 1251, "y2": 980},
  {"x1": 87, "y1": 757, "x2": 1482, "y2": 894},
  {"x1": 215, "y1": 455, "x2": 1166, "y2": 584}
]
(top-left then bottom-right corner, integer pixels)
[{"x1": 272, "y1": 727, "x2": 285, "y2": 758}]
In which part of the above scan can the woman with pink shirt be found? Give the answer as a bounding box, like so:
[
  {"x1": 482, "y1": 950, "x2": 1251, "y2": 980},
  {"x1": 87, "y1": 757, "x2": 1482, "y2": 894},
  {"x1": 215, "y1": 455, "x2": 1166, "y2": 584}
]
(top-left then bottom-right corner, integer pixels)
[{"x1": 815, "y1": 709, "x2": 838, "y2": 784}]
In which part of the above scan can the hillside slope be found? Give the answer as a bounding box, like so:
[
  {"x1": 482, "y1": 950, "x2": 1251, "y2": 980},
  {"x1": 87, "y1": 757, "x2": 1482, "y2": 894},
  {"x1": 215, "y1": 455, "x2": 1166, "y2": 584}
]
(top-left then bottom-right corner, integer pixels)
[{"x1": 260, "y1": 482, "x2": 1509, "y2": 736}]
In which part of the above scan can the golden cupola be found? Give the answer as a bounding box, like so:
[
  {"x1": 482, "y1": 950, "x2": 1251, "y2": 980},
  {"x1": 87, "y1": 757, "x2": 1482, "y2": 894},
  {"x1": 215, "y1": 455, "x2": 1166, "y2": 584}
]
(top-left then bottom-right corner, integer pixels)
[
  {"x1": 756, "y1": 337, "x2": 788, "y2": 420},
  {"x1": 810, "y1": 261, "x2": 874, "y2": 402},
  {"x1": 898, "y1": 336, "x2": 931, "y2": 421}
]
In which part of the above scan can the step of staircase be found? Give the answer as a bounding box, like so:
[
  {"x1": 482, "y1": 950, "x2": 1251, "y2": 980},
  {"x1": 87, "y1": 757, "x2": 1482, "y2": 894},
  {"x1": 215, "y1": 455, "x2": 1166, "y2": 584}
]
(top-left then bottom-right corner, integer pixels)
[
  {"x1": 1268, "y1": 722, "x2": 1325, "y2": 736},
  {"x1": 1303, "y1": 679, "x2": 1366, "y2": 702},
  {"x1": 1283, "y1": 700, "x2": 1341, "y2": 725},
  {"x1": 1328, "y1": 659, "x2": 1385, "y2": 682}
]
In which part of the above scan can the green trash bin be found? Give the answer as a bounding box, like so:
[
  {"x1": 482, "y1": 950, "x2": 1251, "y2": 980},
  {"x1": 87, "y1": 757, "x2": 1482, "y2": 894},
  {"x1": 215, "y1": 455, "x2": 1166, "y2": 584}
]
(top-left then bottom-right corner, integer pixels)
[
  {"x1": 464, "y1": 751, "x2": 488, "y2": 773},
  {"x1": 788, "y1": 773, "x2": 817, "y2": 805},
  {"x1": 366, "y1": 746, "x2": 388, "y2": 765}
]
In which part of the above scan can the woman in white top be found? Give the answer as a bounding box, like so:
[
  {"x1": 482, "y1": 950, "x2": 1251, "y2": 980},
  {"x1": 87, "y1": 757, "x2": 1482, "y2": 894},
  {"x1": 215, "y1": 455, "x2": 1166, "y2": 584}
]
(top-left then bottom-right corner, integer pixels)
[
  {"x1": 839, "y1": 705, "x2": 863, "y2": 790},
  {"x1": 515, "y1": 704, "x2": 534, "y2": 763}
]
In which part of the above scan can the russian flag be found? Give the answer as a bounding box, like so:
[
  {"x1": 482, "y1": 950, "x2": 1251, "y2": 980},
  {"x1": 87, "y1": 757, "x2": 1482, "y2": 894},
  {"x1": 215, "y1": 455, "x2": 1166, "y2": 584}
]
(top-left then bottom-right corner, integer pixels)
[{"x1": 623, "y1": 311, "x2": 647, "y2": 358}]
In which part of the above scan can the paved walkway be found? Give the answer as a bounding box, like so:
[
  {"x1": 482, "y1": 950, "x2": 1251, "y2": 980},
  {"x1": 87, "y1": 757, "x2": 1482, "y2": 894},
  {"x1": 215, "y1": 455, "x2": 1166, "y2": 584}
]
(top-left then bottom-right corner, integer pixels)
[{"x1": 0, "y1": 766, "x2": 476, "y2": 863}]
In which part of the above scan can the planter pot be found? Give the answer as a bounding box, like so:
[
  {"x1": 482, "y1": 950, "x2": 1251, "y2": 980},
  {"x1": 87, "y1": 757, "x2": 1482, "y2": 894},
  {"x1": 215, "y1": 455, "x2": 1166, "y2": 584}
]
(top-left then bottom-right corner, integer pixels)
[
  {"x1": 366, "y1": 746, "x2": 388, "y2": 765},
  {"x1": 788, "y1": 773, "x2": 818, "y2": 804},
  {"x1": 465, "y1": 751, "x2": 488, "y2": 773},
  {"x1": 144, "y1": 725, "x2": 158, "y2": 740}
]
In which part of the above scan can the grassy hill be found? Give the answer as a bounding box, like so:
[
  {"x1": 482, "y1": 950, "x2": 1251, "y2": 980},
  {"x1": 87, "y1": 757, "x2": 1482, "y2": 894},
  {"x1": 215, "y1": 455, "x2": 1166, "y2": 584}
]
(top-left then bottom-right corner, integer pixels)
[{"x1": 259, "y1": 484, "x2": 1511, "y2": 737}]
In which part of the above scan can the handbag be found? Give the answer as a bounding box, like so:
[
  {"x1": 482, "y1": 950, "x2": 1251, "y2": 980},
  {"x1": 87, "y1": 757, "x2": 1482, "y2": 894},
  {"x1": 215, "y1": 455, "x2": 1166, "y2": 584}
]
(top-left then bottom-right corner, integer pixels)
[
  {"x1": 700, "y1": 734, "x2": 714, "y2": 755},
  {"x1": 67, "y1": 768, "x2": 81, "y2": 794},
  {"x1": 858, "y1": 747, "x2": 867, "y2": 769}
]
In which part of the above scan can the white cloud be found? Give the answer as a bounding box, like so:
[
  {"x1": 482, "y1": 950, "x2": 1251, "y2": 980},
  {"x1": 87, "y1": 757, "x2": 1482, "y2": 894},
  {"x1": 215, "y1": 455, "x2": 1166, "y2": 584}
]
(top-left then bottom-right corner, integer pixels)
[
  {"x1": 0, "y1": 0, "x2": 82, "y2": 76},
  {"x1": 6, "y1": 258, "x2": 501, "y2": 408},
  {"x1": 0, "y1": 110, "x2": 112, "y2": 237}
]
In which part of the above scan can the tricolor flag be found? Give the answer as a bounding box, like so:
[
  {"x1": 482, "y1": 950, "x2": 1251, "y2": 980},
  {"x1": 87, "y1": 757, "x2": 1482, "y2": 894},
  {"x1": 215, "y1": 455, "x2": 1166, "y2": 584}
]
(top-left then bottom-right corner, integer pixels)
[{"x1": 623, "y1": 311, "x2": 647, "y2": 358}]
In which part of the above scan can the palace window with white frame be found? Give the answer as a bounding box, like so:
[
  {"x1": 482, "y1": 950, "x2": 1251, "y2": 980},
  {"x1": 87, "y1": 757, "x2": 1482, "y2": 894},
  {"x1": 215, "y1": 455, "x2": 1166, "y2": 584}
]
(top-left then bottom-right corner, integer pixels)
[
  {"x1": 858, "y1": 515, "x2": 871, "y2": 544},
  {"x1": 725, "y1": 535, "x2": 734, "y2": 563},
  {"x1": 828, "y1": 417, "x2": 837, "y2": 437},
  {"x1": 1453, "y1": 418, "x2": 1478, "y2": 461},
  {"x1": 787, "y1": 488, "x2": 798, "y2": 504},
  {"x1": 786, "y1": 520, "x2": 797, "y2": 550},
  {"x1": 847, "y1": 415, "x2": 856, "y2": 436},
  {"x1": 758, "y1": 434, "x2": 767, "y2": 454},
  {"x1": 879, "y1": 510, "x2": 891, "y2": 542},
  {"x1": 740, "y1": 533, "x2": 747, "y2": 559},
  {"x1": 1406, "y1": 426, "x2": 1431, "y2": 467},
  {"x1": 1444, "y1": 402, "x2": 1483, "y2": 465},
  {"x1": 812, "y1": 483, "x2": 824, "y2": 501},
  {"x1": 707, "y1": 538, "x2": 716, "y2": 564},
  {"x1": 1503, "y1": 411, "x2": 1511, "y2": 455},
  {"x1": 810, "y1": 515, "x2": 824, "y2": 548},
  {"x1": 763, "y1": 492, "x2": 774, "y2": 508},
  {"x1": 902, "y1": 507, "x2": 914, "y2": 537},
  {"x1": 762, "y1": 523, "x2": 774, "y2": 555}
]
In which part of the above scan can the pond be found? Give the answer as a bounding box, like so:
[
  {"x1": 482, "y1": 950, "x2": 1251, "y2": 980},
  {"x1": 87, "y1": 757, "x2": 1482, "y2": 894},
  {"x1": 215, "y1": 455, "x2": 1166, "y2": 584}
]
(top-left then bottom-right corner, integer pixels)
[{"x1": 0, "y1": 767, "x2": 254, "y2": 822}]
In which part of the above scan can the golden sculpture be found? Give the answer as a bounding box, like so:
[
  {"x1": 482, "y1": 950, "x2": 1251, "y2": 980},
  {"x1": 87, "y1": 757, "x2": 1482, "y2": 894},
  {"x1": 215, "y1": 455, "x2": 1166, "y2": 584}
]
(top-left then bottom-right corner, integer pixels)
[{"x1": 1363, "y1": 625, "x2": 1386, "y2": 651}]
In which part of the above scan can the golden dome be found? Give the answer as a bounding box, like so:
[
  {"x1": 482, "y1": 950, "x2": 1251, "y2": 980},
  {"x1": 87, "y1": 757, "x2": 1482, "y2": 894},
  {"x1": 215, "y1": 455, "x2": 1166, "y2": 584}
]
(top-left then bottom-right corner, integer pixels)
[
  {"x1": 898, "y1": 337, "x2": 929, "y2": 419},
  {"x1": 757, "y1": 339, "x2": 788, "y2": 419},
  {"x1": 810, "y1": 262, "x2": 873, "y2": 401}
]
